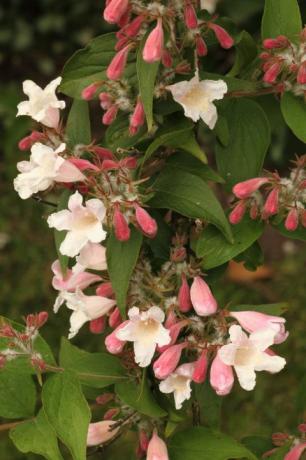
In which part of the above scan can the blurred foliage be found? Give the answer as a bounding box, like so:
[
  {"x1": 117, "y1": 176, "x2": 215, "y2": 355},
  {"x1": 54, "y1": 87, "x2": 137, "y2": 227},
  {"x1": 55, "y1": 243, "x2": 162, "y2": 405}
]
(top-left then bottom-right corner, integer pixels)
[{"x1": 1, "y1": 0, "x2": 306, "y2": 458}]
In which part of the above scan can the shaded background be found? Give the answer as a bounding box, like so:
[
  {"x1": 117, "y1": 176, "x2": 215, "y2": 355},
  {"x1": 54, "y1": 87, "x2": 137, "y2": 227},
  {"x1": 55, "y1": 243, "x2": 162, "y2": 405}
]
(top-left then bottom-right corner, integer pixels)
[{"x1": 1, "y1": 0, "x2": 306, "y2": 458}]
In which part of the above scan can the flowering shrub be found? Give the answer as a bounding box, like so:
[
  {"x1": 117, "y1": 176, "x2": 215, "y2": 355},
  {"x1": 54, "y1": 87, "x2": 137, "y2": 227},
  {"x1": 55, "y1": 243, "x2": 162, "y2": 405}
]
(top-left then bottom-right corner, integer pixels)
[{"x1": 2, "y1": 0, "x2": 306, "y2": 459}]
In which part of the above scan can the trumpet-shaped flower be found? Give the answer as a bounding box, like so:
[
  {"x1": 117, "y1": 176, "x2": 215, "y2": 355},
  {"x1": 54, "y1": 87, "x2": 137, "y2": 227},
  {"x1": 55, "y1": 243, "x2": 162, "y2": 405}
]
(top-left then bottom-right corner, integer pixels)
[
  {"x1": 166, "y1": 72, "x2": 227, "y2": 129},
  {"x1": 87, "y1": 421, "x2": 119, "y2": 446},
  {"x1": 218, "y1": 325, "x2": 286, "y2": 391},
  {"x1": 17, "y1": 77, "x2": 65, "y2": 128},
  {"x1": 47, "y1": 191, "x2": 107, "y2": 257},
  {"x1": 116, "y1": 306, "x2": 171, "y2": 367},
  {"x1": 73, "y1": 242, "x2": 107, "y2": 273},
  {"x1": 14, "y1": 143, "x2": 84, "y2": 199},
  {"x1": 159, "y1": 363, "x2": 195, "y2": 410}
]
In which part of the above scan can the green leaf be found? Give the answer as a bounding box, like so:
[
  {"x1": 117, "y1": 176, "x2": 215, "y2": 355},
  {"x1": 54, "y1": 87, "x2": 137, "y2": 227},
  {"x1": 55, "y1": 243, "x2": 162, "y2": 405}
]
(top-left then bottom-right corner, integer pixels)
[
  {"x1": 0, "y1": 370, "x2": 36, "y2": 419},
  {"x1": 194, "y1": 381, "x2": 222, "y2": 429},
  {"x1": 268, "y1": 444, "x2": 292, "y2": 459},
  {"x1": 42, "y1": 370, "x2": 91, "y2": 460},
  {"x1": 106, "y1": 227, "x2": 143, "y2": 317},
  {"x1": 234, "y1": 241, "x2": 264, "y2": 271},
  {"x1": 59, "y1": 337, "x2": 126, "y2": 388},
  {"x1": 10, "y1": 409, "x2": 64, "y2": 460},
  {"x1": 136, "y1": 34, "x2": 160, "y2": 131},
  {"x1": 66, "y1": 99, "x2": 91, "y2": 148},
  {"x1": 215, "y1": 99, "x2": 270, "y2": 190},
  {"x1": 54, "y1": 190, "x2": 71, "y2": 273},
  {"x1": 280, "y1": 92, "x2": 306, "y2": 143},
  {"x1": 105, "y1": 114, "x2": 149, "y2": 151},
  {"x1": 228, "y1": 31, "x2": 258, "y2": 78},
  {"x1": 261, "y1": 0, "x2": 302, "y2": 40},
  {"x1": 168, "y1": 132, "x2": 207, "y2": 163},
  {"x1": 168, "y1": 427, "x2": 257, "y2": 460},
  {"x1": 242, "y1": 436, "x2": 273, "y2": 457},
  {"x1": 230, "y1": 302, "x2": 288, "y2": 315},
  {"x1": 150, "y1": 168, "x2": 233, "y2": 242},
  {"x1": 115, "y1": 375, "x2": 166, "y2": 418},
  {"x1": 196, "y1": 217, "x2": 264, "y2": 269},
  {"x1": 214, "y1": 116, "x2": 230, "y2": 147},
  {"x1": 166, "y1": 152, "x2": 224, "y2": 183},
  {"x1": 145, "y1": 210, "x2": 172, "y2": 262}
]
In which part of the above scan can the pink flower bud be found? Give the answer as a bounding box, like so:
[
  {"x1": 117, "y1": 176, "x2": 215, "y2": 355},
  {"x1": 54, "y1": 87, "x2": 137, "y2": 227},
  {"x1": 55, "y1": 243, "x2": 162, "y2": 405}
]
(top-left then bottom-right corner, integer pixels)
[
  {"x1": 87, "y1": 420, "x2": 119, "y2": 446},
  {"x1": 115, "y1": 36, "x2": 129, "y2": 51},
  {"x1": 210, "y1": 353, "x2": 234, "y2": 396},
  {"x1": 263, "y1": 62, "x2": 282, "y2": 83},
  {"x1": 102, "y1": 105, "x2": 118, "y2": 125},
  {"x1": 91, "y1": 146, "x2": 114, "y2": 160},
  {"x1": 99, "y1": 92, "x2": 112, "y2": 110},
  {"x1": 190, "y1": 276, "x2": 218, "y2": 316},
  {"x1": 122, "y1": 15, "x2": 144, "y2": 37},
  {"x1": 142, "y1": 19, "x2": 164, "y2": 63},
  {"x1": 298, "y1": 424, "x2": 306, "y2": 433},
  {"x1": 96, "y1": 393, "x2": 114, "y2": 405},
  {"x1": 230, "y1": 311, "x2": 288, "y2": 344},
  {"x1": 153, "y1": 343, "x2": 187, "y2": 379},
  {"x1": 117, "y1": 8, "x2": 130, "y2": 28},
  {"x1": 103, "y1": 408, "x2": 120, "y2": 420},
  {"x1": 263, "y1": 188, "x2": 279, "y2": 217},
  {"x1": 37, "y1": 311, "x2": 49, "y2": 328},
  {"x1": 263, "y1": 35, "x2": 289, "y2": 49},
  {"x1": 105, "y1": 322, "x2": 128, "y2": 354},
  {"x1": 233, "y1": 177, "x2": 269, "y2": 199},
  {"x1": 297, "y1": 61, "x2": 306, "y2": 84},
  {"x1": 192, "y1": 350, "x2": 208, "y2": 383},
  {"x1": 109, "y1": 307, "x2": 122, "y2": 329},
  {"x1": 135, "y1": 206, "x2": 158, "y2": 238},
  {"x1": 68, "y1": 158, "x2": 99, "y2": 171},
  {"x1": 208, "y1": 23, "x2": 234, "y2": 49},
  {"x1": 113, "y1": 208, "x2": 131, "y2": 241},
  {"x1": 284, "y1": 442, "x2": 306, "y2": 460},
  {"x1": 285, "y1": 208, "x2": 299, "y2": 231},
  {"x1": 81, "y1": 83, "x2": 100, "y2": 101},
  {"x1": 18, "y1": 135, "x2": 32, "y2": 151},
  {"x1": 178, "y1": 273, "x2": 192, "y2": 312},
  {"x1": 89, "y1": 316, "x2": 106, "y2": 334},
  {"x1": 129, "y1": 99, "x2": 145, "y2": 133},
  {"x1": 184, "y1": 3, "x2": 198, "y2": 29},
  {"x1": 102, "y1": 159, "x2": 120, "y2": 170},
  {"x1": 147, "y1": 430, "x2": 169, "y2": 460},
  {"x1": 196, "y1": 36, "x2": 208, "y2": 56},
  {"x1": 107, "y1": 45, "x2": 130, "y2": 80},
  {"x1": 96, "y1": 282, "x2": 114, "y2": 298},
  {"x1": 165, "y1": 310, "x2": 177, "y2": 329},
  {"x1": 162, "y1": 50, "x2": 173, "y2": 67},
  {"x1": 103, "y1": 0, "x2": 129, "y2": 24},
  {"x1": 158, "y1": 320, "x2": 188, "y2": 352},
  {"x1": 229, "y1": 201, "x2": 246, "y2": 224},
  {"x1": 249, "y1": 202, "x2": 259, "y2": 220},
  {"x1": 139, "y1": 429, "x2": 149, "y2": 452},
  {"x1": 120, "y1": 156, "x2": 137, "y2": 169}
]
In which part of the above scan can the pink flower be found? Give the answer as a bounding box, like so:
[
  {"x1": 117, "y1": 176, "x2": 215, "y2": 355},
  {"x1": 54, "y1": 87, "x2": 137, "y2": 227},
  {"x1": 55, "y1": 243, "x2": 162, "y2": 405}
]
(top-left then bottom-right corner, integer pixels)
[
  {"x1": 263, "y1": 36, "x2": 289, "y2": 49},
  {"x1": 263, "y1": 62, "x2": 282, "y2": 83},
  {"x1": 284, "y1": 442, "x2": 306, "y2": 460},
  {"x1": 102, "y1": 105, "x2": 118, "y2": 125},
  {"x1": 178, "y1": 273, "x2": 192, "y2": 313},
  {"x1": 106, "y1": 45, "x2": 130, "y2": 80},
  {"x1": 153, "y1": 343, "x2": 187, "y2": 379},
  {"x1": 103, "y1": 0, "x2": 129, "y2": 24},
  {"x1": 263, "y1": 188, "x2": 279, "y2": 217},
  {"x1": 192, "y1": 350, "x2": 208, "y2": 383},
  {"x1": 184, "y1": 3, "x2": 198, "y2": 29},
  {"x1": 129, "y1": 99, "x2": 145, "y2": 133},
  {"x1": 121, "y1": 15, "x2": 144, "y2": 37},
  {"x1": 147, "y1": 430, "x2": 169, "y2": 460},
  {"x1": 210, "y1": 353, "x2": 234, "y2": 396},
  {"x1": 229, "y1": 201, "x2": 246, "y2": 224},
  {"x1": 190, "y1": 276, "x2": 218, "y2": 316},
  {"x1": 158, "y1": 320, "x2": 188, "y2": 352},
  {"x1": 89, "y1": 316, "x2": 106, "y2": 334},
  {"x1": 285, "y1": 208, "x2": 299, "y2": 231},
  {"x1": 135, "y1": 206, "x2": 157, "y2": 238},
  {"x1": 142, "y1": 19, "x2": 164, "y2": 63},
  {"x1": 113, "y1": 208, "x2": 131, "y2": 241},
  {"x1": 233, "y1": 178, "x2": 269, "y2": 199},
  {"x1": 51, "y1": 260, "x2": 101, "y2": 293},
  {"x1": 208, "y1": 23, "x2": 234, "y2": 49},
  {"x1": 196, "y1": 36, "x2": 208, "y2": 56},
  {"x1": 81, "y1": 83, "x2": 100, "y2": 101},
  {"x1": 87, "y1": 420, "x2": 119, "y2": 446},
  {"x1": 230, "y1": 311, "x2": 288, "y2": 344}
]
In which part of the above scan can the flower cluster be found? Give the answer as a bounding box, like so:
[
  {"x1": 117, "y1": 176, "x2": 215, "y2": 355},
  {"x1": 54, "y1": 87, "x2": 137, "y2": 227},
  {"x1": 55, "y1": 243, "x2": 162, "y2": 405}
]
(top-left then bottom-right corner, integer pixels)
[
  {"x1": 264, "y1": 423, "x2": 306, "y2": 459},
  {"x1": 260, "y1": 28, "x2": 306, "y2": 96},
  {"x1": 229, "y1": 156, "x2": 306, "y2": 231}
]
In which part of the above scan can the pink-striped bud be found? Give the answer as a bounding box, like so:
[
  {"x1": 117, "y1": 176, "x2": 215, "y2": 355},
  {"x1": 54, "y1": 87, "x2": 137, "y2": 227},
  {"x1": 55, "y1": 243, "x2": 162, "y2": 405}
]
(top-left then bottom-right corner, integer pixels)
[
  {"x1": 91, "y1": 146, "x2": 114, "y2": 160},
  {"x1": 190, "y1": 276, "x2": 218, "y2": 316},
  {"x1": 229, "y1": 201, "x2": 246, "y2": 224},
  {"x1": 106, "y1": 45, "x2": 130, "y2": 80},
  {"x1": 129, "y1": 99, "x2": 145, "y2": 133},
  {"x1": 162, "y1": 50, "x2": 173, "y2": 67},
  {"x1": 297, "y1": 61, "x2": 306, "y2": 84},
  {"x1": 153, "y1": 343, "x2": 187, "y2": 379},
  {"x1": 208, "y1": 23, "x2": 234, "y2": 49},
  {"x1": 192, "y1": 350, "x2": 208, "y2": 383},
  {"x1": 263, "y1": 62, "x2": 282, "y2": 83},
  {"x1": 135, "y1": 206, "x2": 158, "y2": 238},
  {"x1": 147, "y1": 430, "x2": 169, "y2": 460},
  {"x1": 96, "y1": 282, "x2": 114, "y2": 298},
  {"x1": 233, "y1": 177, "x2": 269, "y2": 199},
  {"x1": 81, "y1": 83, "x2": 100, "y2": 101},
  {"x1": 113, "y1": 208, "x2": 131, "y2": 241},
  {"x1": 263, "y1": 35, "x2": 289, "y2": 49},
  {"x1": 285, "y1": 208, "x2": 299, "y2": 231},
  {"x1": 117, "y1": 8, "x2": 130, "y2": 28},
  {"x1": 196, "y1": 36, "x2": 208, "y2": 56},
  {"x1": 87, "y1": 421, "x2": 119, "y2": 446},
  {"x1": 284, "y1": 442, "x2": 306, "y2": 460},
  {"x1": 99, "y1": 92, "x2": 112, "y2": 110},
  {"x1": 102, "y1": 105, "x2": 118, "y2": 125},
  {"x1": 142, "y1": 19, "x2": 164, "y2": 63},
  {"x1": 103, "y1": 0, "x2": 129, "y2": 24},
  {"x1": 184, "y1": 3, "x2": 198, "y2": 29},
  {"x1": 263, "y1": 188, "x2": 279, "y2": 217},
  {"x1": 122, "y1": 15, "x2": 144, "y2": 37},
  {"x1": 109, "y1": 307, "x2": 122, "y2": 329},
  {"x1": 105, "y1": 322, "x2": 128, "y2": 354},
  {"x1": 89, "y1": 316, "x2": 106, "y2": 334},
  {"x1": 210, "y1": 353, "x2": 234, "y2": 396},
  {"x1": 178, "y1": 273, "x2": 192, "y2": 312}
]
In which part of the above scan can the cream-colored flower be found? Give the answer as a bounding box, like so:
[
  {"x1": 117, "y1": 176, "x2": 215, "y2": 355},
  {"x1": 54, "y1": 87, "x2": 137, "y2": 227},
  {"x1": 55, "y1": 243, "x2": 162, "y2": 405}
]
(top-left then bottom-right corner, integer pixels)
[
  {"x1": 200, "y1": 0, "x2": 219, "y2": 14},
  {"x1": 159, "y1": 363, "x2": 195, "y2": 410}
]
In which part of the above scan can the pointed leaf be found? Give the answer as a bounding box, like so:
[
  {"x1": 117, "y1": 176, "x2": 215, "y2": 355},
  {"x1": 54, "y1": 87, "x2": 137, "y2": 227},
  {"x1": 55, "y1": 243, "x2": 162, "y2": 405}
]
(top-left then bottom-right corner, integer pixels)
[
  {"x1": 261, "y1": 0, "x2": 302, "y2": 40},
  {"x1": 280, "y1": 92, "x2": 306, "y2": 143},
  {"x1": 66, "y1": 99, "x2": 91, "y2": 148}
]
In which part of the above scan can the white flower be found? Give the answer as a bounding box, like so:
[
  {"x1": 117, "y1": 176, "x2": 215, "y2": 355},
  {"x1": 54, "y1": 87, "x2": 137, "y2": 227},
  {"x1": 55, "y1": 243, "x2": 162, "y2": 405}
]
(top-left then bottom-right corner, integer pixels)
[
  {"x1": 116, "y1": 306, "x2": 171, "y2": 367},
  {"x1": 159, "y1": 363, "x2": 195, "y2": 410},
  {"x1": 17, "y1": 77, "x2": 65, "y2": 128},
  {"x1": 218, "y1": 325, "x2": 286, "y2": 391},
  {"x1": 60, "y1": 289, "x2": 116, "y2": 339},
  {"x1": 14, "y1": 142, "x2": 85, "y2": 199},
  {"x1": 200, "y1": 0, "x2": 218, "y2": 14},
  {"x1": 73, "y1": 242, "x2": 107, "y2": 274},
  {"x1": 166, "y1": 72, "x2": 227, "y2": 129},
  {"x1": 47, "y1": 191, "x2": 107, "y2": 257}
]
